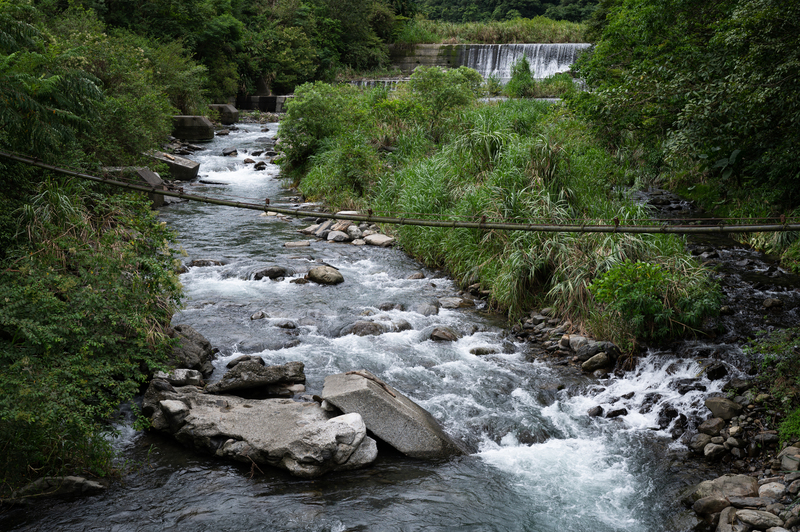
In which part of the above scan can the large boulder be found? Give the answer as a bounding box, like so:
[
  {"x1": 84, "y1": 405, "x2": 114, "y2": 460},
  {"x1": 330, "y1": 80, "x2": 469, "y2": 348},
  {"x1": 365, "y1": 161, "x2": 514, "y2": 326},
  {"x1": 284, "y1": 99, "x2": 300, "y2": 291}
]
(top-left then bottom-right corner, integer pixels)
[
  {"x1": 205, "y1": 360, "x2": 305, "y2": 397},
  {"x1": 779, "y1": 446, "x2": 800, "y2": 471},
  {"x1": 167, "y1": 324, "x2": 215, "y2": 377},
  {"x1": 689, "y1": 474, "x2": 759, "y2": 503},
  {"x1": 322, "y1": 371, "x2": 466, "y2": 459},
  {"x1": 143, "y1": 384, "x2": 377, "y2": 478},
  {"x1": 364, "y1": 234, "x2": 395, "y2": 247},
  {"x1": 581, "y1": 352, "x2": 610, "y2": 372},
  {"x1": 734, "y1": 509, "x2": 783, "y2": 529}
]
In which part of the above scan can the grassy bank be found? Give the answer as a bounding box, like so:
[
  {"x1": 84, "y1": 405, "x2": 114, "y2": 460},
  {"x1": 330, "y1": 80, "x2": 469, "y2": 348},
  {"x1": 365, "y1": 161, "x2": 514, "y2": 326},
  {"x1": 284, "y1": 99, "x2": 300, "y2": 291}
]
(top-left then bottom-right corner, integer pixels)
[
  {"x1": 393, "y1": 16, "x2": 586, "y2": 44},
  {"x1": 278, "y1": 69, "x2": 720, "y2": 348}
]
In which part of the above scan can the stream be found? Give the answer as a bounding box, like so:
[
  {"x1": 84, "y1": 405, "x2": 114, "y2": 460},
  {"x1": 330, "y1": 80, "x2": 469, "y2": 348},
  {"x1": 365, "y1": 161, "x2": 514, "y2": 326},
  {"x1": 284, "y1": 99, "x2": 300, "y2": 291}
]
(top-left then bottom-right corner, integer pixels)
[{"x1": 5, "y1": 122, "x2": 799, "y2": 532}]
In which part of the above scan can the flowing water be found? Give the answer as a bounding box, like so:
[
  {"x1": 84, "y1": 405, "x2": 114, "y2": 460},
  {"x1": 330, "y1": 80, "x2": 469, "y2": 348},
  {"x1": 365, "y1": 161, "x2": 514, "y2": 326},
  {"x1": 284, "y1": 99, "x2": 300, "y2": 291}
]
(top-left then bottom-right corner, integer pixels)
[
  {"x1": 458, "y1": 44, "x2": 591, "y2": 81},
  {"x1": 8, "y1": 124, "x2": 799, "y2": 532}
]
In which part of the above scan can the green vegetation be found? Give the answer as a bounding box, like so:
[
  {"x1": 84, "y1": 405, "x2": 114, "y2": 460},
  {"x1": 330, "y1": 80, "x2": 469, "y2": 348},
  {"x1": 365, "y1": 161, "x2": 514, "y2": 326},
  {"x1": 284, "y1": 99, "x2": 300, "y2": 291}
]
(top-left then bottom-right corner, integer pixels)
[
  {"x1": 393, "y1": 15, "x2": 586, "y2": 43},
  {"x1": 504, "y1": 58, "x2": 576, "y2": 98},
  {"x1": 569, "y1": 0, "x2": 800, "y2": 271},
  {"x1": 416, "y1": 0, "x2": 599, "y2": 23},
  {"x1": 1, "y1": 3, "x2": 186, "y2": 495},
  {"x1": 744, "y1": 327, "x2": 800, "y2": 444},
  {"x1": 279, "y1": 72, "x2": 718, "y2": 345},
  {"x1": 588, "y1": 260, "x2": 720, "y2": 342}
]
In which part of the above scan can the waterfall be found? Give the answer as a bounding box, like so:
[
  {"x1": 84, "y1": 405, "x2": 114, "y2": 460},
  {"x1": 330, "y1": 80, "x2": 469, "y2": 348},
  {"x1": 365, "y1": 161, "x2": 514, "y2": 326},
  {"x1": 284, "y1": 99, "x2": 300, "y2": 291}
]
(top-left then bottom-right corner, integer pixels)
[{"x1": 458, "y1": 43, "x2": 591, "y2": 81}]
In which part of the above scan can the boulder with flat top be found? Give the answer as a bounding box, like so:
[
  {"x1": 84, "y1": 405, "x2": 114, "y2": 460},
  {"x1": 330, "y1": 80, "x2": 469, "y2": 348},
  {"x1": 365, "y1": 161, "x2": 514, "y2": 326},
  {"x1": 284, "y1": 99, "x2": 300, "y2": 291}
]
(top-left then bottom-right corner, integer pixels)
[
  {"x1": 322, "y1": 370, "x2": 467, "y2": 459},
  {"x1": 142, "y1": 383, "x2": 377, "y2": 478}
]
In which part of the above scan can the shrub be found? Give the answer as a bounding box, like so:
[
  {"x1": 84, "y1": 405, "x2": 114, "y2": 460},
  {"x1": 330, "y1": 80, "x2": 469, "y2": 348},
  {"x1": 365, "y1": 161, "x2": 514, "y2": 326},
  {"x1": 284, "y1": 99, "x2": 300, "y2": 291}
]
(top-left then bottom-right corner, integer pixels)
[
  {"x1": 504, "y1": 57, "x2": 536, "y2": 98},
  {"x1": 588, "y1": 260, "x2": 721, "y2": 342},
  {"x1": 300, "y1": 132, "x2": 383, "y2": 209},
  {"x1": 779, "y1": 408, "x2": 800, "y2": 446},
  {"x1": 277, "y1": 82, "x2": 368, "y2": 169},
  {"x1": 0, "y1": 178, "x2": 181, "y2": 494}
]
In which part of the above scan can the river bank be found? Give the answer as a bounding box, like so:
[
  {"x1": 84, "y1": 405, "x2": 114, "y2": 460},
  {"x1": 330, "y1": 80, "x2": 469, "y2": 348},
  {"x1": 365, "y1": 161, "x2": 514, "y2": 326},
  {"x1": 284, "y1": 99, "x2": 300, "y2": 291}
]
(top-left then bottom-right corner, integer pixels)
[{"x1": 2, "y1": 119, "x2": 799, "y2": 532}]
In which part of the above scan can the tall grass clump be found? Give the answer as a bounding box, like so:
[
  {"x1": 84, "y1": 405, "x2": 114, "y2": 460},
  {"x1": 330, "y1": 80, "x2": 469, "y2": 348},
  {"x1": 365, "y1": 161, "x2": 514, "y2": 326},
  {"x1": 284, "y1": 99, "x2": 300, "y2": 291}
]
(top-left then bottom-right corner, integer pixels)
[{"x1": 280, "y1": 73, "x2": 719, "y2": 347}]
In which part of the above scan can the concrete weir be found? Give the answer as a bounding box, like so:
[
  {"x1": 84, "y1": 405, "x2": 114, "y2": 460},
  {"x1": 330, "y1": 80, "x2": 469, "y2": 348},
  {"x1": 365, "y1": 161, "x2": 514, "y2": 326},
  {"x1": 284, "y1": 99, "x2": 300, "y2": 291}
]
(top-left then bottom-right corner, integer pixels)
[
  {"x1": 208, "y1": 104, "x2": 239, "y2": 125},
  {"x1": 172, "y1": 115, "x2": 215, "y2": 141},
  {"x1": 147, "y1": 151, "x2": 200, "y2": 181},
  {"x1": 389, "y1": 43, "x2": 591, "y2": 81}
]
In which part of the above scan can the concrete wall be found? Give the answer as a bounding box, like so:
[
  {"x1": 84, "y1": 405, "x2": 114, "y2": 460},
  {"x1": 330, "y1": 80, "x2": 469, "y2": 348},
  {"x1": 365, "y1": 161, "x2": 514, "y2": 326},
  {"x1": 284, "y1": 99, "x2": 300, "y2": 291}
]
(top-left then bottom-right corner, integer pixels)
[{"x1": 388, "y1": 44, "x2": 461, "y2": 75}]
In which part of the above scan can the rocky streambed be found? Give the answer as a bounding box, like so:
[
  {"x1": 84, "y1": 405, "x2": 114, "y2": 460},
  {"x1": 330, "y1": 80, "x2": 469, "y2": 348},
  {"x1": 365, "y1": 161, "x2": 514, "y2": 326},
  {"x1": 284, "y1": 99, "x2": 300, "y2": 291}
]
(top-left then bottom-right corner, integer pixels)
[{"x1": 3, "y1": 124, "x2": 800, "y2": 532}]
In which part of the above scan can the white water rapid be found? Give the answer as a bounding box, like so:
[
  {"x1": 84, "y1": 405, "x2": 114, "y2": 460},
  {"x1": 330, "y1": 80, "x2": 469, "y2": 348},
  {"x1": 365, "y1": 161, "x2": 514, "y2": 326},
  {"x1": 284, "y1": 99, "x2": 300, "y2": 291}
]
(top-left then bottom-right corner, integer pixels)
[{"x1": 3, "y1": 121, "x2": 728, "y2": 532}]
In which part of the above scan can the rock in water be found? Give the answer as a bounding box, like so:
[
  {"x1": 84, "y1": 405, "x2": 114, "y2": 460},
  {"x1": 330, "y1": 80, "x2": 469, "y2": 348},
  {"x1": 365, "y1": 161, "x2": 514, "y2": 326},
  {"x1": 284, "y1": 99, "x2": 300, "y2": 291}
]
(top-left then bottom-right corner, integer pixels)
[
  {"x1": 307, "y1": 265, "x2": 344, "y2": 285},
  {"x1": 167, "y1": 324, "x2": 216, "y2": 377},
  {"x1": 205, "y1": 360, "x2": 305, "y2": 396},
  {"x1": 704, "y1": 397, "x2": 742, "y2": 420},
  {"x1": 322, "y1": 371, "x2": 467, "y2": 459},
  {"x1": 430, "y1": 327, "x2": 459, "y2": 342},
  {"x1": 143, "y1": 384, "x2": 377, "y2": 478}
]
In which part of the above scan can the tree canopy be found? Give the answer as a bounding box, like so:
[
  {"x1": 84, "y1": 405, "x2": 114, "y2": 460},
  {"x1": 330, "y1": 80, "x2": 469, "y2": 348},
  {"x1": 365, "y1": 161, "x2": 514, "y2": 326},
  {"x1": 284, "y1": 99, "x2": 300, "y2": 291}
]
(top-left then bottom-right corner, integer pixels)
[
  {"x1": 571, "y1": 0, "x2": 800, "y2": 206},
  {"x1": 417, "y1": 0, "x2": 599, "y2": 22}
]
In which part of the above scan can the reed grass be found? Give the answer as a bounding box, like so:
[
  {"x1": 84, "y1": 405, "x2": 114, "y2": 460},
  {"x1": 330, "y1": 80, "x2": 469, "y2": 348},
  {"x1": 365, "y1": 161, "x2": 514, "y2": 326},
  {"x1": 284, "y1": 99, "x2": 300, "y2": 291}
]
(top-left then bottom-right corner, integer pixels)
[
  {"x1": 279, "y1": 79, "x2": 719, "y2": 342},
  {"x1": 393, "y1": 17, "x2": 586, "y2": 45}
]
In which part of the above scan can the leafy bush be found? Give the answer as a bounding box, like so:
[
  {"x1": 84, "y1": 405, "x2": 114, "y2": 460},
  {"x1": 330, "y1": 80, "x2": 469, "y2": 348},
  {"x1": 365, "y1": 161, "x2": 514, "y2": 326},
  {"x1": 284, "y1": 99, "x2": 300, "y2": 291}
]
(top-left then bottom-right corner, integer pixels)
[
  {"x1": 277, "y1": 82, "x2": 368, "y2": 169},
  {"x1": 588, "y1": 260, "x2": 721, "y2": 342},
  {"x1": 0, "y1": 176, "x2": 182, "y2": 494},
  {"x1": 504, "y1": 57, "x2": 536, "y2": 98},
  {"x1": 300, "y1": 132, "x2": 384, "y2": 209},
  {"x1": 505, "y1": 59, "x2": 576, "y2": 98}
]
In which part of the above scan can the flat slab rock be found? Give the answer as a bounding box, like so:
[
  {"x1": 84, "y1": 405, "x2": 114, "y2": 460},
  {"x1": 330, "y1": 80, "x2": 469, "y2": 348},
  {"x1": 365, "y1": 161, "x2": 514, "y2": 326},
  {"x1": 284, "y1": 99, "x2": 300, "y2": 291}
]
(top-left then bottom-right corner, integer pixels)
[
  {"x1": 322, "y1": 371, "x2": 466, "y2": 459},
  {"x1": 144, "y1": 384, "x2": 377, "y2": 478}
]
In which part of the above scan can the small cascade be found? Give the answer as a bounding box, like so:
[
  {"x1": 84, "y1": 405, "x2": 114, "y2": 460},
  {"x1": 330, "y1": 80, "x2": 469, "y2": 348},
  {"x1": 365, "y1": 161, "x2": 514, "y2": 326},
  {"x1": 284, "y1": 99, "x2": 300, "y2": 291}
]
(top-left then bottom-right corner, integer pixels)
[{"x1": 458, "y1": 43, "x2": 591, "y2": 81}]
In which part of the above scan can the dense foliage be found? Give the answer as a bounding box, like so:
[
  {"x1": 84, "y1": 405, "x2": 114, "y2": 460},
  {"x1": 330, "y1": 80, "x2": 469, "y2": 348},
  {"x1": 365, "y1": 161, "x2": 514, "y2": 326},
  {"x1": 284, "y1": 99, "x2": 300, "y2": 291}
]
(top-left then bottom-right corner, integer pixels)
[
  {"x1": 393, "y1": 15, "x2": 585, "y2": 43},
  {"x1": 588, "y1": 260, "x2": 720, "y2": 342},
  {"x1": 278, "y1": 74, "x2": 719, "y2": 342},
  {"x1": 417, "y1": 0, "x2": 599, "y2": 22},
  {"x1": 569, "y1": 0, "x2": 800, "y2": 268},
  {"x1": 46, "y1": 0, "x2": 404, "y2": 99},
  {"x1": 744, "y1": 327, "x2": 800, "y2": 444},
  {"x1": 0, "y1": 2, "x2": 186, "y2": 494}
]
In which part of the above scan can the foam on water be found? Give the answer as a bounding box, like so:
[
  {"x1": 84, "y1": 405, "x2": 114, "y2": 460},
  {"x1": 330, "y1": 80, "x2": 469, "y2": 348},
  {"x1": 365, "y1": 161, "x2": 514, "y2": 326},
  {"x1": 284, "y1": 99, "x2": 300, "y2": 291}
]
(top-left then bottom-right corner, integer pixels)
[{"x1": 5, "y1": 122, "x2": 715, "y2": 532}]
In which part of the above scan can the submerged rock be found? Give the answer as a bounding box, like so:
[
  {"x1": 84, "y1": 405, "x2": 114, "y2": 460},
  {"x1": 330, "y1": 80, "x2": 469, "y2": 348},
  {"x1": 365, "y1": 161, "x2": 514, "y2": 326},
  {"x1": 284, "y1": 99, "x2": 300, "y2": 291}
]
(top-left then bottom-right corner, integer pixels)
[
  {"x1": 322, "y1": 370, "x2": 467, "y2": 459},
  {"x1": 13, "y1": 476, "x2": 105, "y2": 500}
]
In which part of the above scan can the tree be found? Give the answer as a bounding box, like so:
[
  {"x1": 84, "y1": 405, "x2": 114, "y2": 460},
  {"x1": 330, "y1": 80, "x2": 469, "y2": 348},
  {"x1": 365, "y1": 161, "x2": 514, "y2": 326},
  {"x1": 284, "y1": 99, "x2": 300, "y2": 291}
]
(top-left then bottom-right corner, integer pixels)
[{"x1": 570, "y1": 0, "x2": 800, "y2": 205}]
